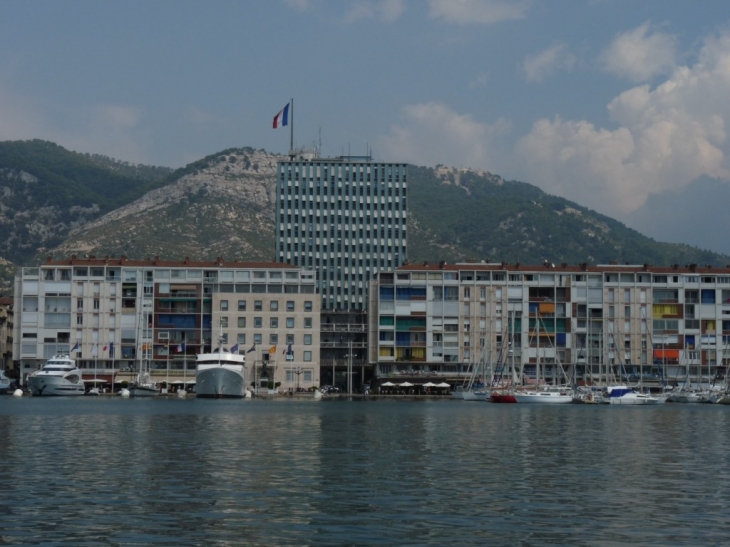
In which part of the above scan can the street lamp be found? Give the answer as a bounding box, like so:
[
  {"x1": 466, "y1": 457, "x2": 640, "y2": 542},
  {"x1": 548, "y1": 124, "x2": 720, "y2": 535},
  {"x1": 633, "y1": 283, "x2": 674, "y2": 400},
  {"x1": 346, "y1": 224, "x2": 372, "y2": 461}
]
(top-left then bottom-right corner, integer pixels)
[{"x1": 294, "y1": 366, "x2": 303, "y2": 392}]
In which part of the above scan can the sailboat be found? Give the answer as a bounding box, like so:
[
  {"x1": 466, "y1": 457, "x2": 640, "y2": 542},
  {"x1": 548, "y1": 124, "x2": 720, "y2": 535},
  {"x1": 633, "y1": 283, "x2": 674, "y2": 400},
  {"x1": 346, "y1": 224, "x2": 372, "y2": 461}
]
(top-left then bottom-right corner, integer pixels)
[
  {"x1": 513, "y1": 312, "x2": 573, "y2": 404},
  {"x1": 129, "y1": 312, "x2": 159, "y2": 397}
]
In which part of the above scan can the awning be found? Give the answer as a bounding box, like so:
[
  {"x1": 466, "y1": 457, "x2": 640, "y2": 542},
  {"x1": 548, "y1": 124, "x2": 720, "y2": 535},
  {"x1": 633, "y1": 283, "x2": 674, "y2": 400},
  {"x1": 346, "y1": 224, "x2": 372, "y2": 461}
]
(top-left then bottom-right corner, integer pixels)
[{"x1": 654, "y1": 349, "x2": 680, "y2": 359}]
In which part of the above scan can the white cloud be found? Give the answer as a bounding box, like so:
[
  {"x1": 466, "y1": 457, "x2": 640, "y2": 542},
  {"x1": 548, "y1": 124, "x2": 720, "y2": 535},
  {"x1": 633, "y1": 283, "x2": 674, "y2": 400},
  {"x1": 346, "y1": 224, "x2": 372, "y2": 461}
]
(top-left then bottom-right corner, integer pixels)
[
  {"x1": 379, "y1": 29, "x2": 730, "y2": 219},
  {"x1": 600, "y1": 22, "x2": 677, "y2": 82},
  {"x1": 377, "y1": 102, "x2": 510, "y2": 169},
  {"x1": 523, "y1": 43, "x2": 576, "y2": 83},
  {"x1": 428, "y1": 0, "x2": 528, "y2": 25},
  {"x1": 343, "y1": 0, "x2": 406, "y2": 23},
  {"x1": 513, "y1": 29, "x2": 730, "y2": 216},
  {"x1": 469, "y1": 71, "x2": 490, "y2": 89}
]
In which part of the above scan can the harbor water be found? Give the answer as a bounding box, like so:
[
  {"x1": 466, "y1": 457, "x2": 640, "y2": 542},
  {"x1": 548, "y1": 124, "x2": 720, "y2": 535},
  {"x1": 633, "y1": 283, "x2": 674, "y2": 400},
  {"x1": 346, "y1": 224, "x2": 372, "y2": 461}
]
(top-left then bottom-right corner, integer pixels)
[{"x1": 1, "y1": 396, "x2": 729, "y2": 546}]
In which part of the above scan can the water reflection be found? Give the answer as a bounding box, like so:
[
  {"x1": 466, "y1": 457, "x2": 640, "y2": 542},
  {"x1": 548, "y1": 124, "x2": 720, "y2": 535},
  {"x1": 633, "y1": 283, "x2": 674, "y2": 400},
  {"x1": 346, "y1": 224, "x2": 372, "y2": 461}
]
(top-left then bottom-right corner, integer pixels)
[{"x1": 0, "y1": 398, "x2": 729, "y2": 545}]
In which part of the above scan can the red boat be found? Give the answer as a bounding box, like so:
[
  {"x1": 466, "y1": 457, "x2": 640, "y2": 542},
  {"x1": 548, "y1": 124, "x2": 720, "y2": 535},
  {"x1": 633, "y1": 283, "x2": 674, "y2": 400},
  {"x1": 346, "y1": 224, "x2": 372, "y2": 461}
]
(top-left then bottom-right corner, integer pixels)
[{"x1": 490, "y1": 391, "x2": 517, "y2": 403}]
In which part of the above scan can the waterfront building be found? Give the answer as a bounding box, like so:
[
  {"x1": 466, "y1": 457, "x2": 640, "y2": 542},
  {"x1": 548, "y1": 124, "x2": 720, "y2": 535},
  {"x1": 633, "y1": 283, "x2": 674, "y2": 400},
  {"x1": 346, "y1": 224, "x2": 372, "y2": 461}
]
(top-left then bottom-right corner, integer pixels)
[
  {"x1": 368, "y1": 261, "x2": 730, "y2": 387},
  {"x1": 12, "y1": 256, "x2": 320, "y2": 390},
  {"x1": 0, "y1": 296, "x2": 13, "y2": 371},
  {"x1": 276, "y1": 151, "x2": 408, "y2": 390}
]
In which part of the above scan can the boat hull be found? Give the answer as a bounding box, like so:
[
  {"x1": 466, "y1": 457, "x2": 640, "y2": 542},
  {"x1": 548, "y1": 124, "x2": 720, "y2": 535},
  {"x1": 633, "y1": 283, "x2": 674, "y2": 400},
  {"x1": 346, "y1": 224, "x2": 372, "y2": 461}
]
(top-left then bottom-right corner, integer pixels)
[
  {"x1": 513, "y1": 392, "x2": 573, "y2": 404},
  {"x1": 196, "y1": 366, "x2": 246, "y2": 398},
  {"x1": 28, "y1": 375, "x2": 85, "y2": 396},
  {"x1": 129, "y1": 384, "x2": 159, "y2": 397},
  {"x1": 608, "y1": 394, "x2": 660, "y2": 405},
  {"x1": 491, "y1": 392, "x2": 517, "y2": 403}
]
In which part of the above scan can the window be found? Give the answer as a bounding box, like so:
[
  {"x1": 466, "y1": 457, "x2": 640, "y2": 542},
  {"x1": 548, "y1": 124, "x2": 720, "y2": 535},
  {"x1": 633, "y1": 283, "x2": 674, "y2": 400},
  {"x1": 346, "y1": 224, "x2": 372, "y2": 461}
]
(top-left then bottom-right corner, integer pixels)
[
  {"x1": 304, "y1": 318, "x2": 312, "y2": 328},
  {"x1": 270, "y1": 333, "x2": 278, "y2": 344},
  {"x1": 286, "y1": 317, "x2": 295, "y2": 328},
  {"x1": 254, "y1": 333, "x2": 262, "y2": 344},
  {"x1": 238, "y1": 300, "x2": 246, "y2": 311},
  {"x1": 304, "y1": 351, "x2": 312, "y2": 362},
  {"x1": 304, "y1": 301, "x2": 313, "y2": 312},
  {"x1": 238, "y1": 317, "x2": 246, "y2": 328},
  {"x1": 237, "y1": 333, "x2": 246, "y2": 344},
  {"x1": 93, "y1": 298, "x2": 100, "y2": 310},
  {"x1": 286, "y1": 300, "x2": 295, "y2": 311},
  {"x1": 77, "y1": 314, "x2": 83, "y2": 325},
  {"x1": 221, "y1": 333, "x2": 228, "y2": 344},
  {"x1": 286, "y1": 334, "x2": 294, "y2": 345},
  {"x1": 221, "y1": 317, "x2": 228, "y2": 328},
  {"x1": 304, "y1": 334, "x2": 312, "y2": 345},
  {"x1": 254, "y1": 300, "x2": 263, "y2": 311},
  {"x1": 77, "y1": 298, "x2": 83, "y2": 310},
  {"x1": 254, "y1": 317, "x2": 262, "y2": 328},
  {"x1": 220, "y1": 300, "x2": 229, "y2": 311},
  {"x1": 270, "y1": 317, "x2": 279, "y2": 328},
  {"x1": 270, "y1": 300, "x2": 279, "y2": 311}
]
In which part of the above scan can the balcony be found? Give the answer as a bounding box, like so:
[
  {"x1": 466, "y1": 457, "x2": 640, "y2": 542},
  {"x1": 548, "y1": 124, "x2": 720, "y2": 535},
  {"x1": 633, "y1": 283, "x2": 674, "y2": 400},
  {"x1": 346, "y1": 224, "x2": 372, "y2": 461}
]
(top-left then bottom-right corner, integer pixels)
[{"x1": 321, "y1": 323, "x2": 366, "y2": 333}]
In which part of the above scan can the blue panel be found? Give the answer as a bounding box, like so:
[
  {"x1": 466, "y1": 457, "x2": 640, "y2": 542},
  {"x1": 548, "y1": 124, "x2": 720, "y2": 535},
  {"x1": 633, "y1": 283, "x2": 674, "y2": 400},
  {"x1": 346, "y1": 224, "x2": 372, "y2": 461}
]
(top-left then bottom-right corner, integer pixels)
[
  {"x1": 701, "y1": 289, "x2": 715, "y2": 304},
  {"x1": 380, "y1": 286, "x2": 395, "y2": 300}
]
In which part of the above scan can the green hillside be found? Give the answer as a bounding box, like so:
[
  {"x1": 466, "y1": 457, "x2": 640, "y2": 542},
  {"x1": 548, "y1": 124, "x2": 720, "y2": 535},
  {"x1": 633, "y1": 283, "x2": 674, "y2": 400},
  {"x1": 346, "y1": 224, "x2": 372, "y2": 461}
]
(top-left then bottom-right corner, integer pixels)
[
  {"x1": 0, "y1": 139, "x2": 172, "y2": 264},
  {"x1": 407, "y1": 166, "x2": 725, "y2": 266}
]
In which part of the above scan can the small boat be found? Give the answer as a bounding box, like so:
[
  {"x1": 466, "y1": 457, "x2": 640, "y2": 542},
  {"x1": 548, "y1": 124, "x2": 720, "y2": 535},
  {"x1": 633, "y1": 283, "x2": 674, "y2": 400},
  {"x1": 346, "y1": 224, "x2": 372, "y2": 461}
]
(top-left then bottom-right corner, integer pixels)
[
  {"x1": 195, "y1": 341, "x2": 246, "y2": 399},
  {"x1": 490, "y1": 390, "x2": 517, "y2": 403},
  {"x1": 0, "y1": 370, "x2": 11, "y2": 394},
  {"x1": 513, "y1": 387, "x2": 573, "y2": 404},
  {"x1": 28, "y1": 353, "x2": 85, "y2": 396},
  {"x1": 606, "y1": 386, "x2": 660, "y2": 405},
  {"x1": 129, "y1": 372, "x2": 159, "y2": 398}
]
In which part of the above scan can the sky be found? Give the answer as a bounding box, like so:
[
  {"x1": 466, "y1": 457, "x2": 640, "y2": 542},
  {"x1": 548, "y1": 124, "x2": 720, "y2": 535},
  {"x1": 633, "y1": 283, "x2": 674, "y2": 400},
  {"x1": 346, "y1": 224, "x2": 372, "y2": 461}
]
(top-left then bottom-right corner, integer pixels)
[{"x1": 2, "y1": 0, "x2": 730, "y2": 229}]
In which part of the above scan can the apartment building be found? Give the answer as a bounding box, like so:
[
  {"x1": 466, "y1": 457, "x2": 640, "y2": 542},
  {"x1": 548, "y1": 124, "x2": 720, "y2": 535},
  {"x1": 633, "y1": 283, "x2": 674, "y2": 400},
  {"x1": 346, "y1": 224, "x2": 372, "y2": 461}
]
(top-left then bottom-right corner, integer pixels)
[
  {"x1": 0, "y1": 296, "x2": 13, "y2": 371},
  {"x1": 13, "y1": 256, "x2": 320, "y2": 390},
  {"x1": 369, "y1": 262, "x2": 730, "y2": 386}
]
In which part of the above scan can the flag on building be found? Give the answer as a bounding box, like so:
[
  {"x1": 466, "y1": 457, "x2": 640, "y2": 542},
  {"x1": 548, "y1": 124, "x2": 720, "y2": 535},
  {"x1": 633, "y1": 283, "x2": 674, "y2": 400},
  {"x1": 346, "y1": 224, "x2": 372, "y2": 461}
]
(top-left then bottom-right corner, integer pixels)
[
  {"x1": 269, "y1": 345, "x2": 277, "y2": 355},
  {"x1": 284, "y1": 344, "x2": 292, "y2": 355},
  {"x1": 109, "y1": 342, "x2": 114, "y2": 358},
  {"x1": 230, "y1": 343, "x2": 239, "y2": 354},
  {"x1": 246, "y1": 344, "x2": 256, "y2": 354},
  {"x1": 272, "y1": 103, "x2": 289, "y2": 128},
  {"x1": 177, "y1": 343, "x2": 185, "y2": 353},
  {"x1": 70, "y1": 342, "x2": 79, "y2": 352},
  {"x1": 103, "y1": 344, "x2": 108, "y2": 352}
]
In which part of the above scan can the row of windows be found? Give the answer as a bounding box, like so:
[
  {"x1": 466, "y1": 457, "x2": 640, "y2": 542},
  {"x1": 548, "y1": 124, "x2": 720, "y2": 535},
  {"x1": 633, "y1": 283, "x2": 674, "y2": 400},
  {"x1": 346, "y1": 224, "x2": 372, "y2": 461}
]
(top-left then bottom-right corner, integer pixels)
[
  {"x1": 224, "y1": 332, "x2": 313, "y2": 346},
  {"x1": 220, "y1": 299, "x2": 313, "y2": 312},
  {"x1": 221, "y1": 316, "x2": 313, "y2": 329}
]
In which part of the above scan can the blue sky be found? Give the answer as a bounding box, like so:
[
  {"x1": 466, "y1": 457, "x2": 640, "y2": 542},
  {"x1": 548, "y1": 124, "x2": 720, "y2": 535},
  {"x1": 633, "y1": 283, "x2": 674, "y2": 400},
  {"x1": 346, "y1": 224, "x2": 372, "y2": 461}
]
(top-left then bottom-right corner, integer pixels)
[{"x1": 2, "y1": 0, "x2": 730, "y2": 225}]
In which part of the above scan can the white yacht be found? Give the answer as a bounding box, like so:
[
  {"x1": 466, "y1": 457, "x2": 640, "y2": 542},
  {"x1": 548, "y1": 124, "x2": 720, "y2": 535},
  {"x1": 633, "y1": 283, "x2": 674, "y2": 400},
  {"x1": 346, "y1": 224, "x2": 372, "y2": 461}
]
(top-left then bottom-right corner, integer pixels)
[
  {"x1": 195, "y1": 346, "x2": 246, "y2": 398},
  {"x1": 28, "y1": 354, "x2": 85, "y2": 396},
  {"x1": 605, "y1": 386, "x2": 660, "y2": 405}
]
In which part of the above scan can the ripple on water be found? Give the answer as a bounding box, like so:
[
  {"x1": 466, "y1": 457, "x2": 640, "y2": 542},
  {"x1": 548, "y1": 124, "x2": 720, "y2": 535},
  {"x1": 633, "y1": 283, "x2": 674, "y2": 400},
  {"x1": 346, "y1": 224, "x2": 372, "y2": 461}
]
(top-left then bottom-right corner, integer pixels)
[{"x1": 0, "y1": 398, "x2": 729, "y2": 546}]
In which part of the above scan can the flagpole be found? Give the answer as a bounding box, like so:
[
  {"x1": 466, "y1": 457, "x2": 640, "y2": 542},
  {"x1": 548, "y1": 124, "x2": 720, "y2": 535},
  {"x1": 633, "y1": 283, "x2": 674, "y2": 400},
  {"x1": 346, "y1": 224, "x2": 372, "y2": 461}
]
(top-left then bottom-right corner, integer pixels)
[{"x1": 290, "y1": 97, "x2": 294, "y2": 153}]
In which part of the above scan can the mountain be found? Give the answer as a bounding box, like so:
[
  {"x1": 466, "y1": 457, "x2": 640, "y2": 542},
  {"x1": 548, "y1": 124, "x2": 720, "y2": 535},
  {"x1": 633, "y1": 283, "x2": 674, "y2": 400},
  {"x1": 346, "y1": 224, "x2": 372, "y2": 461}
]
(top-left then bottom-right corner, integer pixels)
[
  {"x1": 621, "y1": 175, "x2": 730, "y2": 256},
  {"x1": 1, "y1": 140, "x2": 729, "y2": 296},
  {"x1": 0, "y1": 139, "x2": 173, "y2": 264}
]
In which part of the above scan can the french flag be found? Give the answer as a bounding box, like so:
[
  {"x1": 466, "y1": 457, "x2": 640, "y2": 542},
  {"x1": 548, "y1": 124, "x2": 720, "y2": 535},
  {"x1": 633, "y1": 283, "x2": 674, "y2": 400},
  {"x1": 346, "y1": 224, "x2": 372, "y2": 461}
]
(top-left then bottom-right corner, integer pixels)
[{"x1": 273, "y1": 103, "x2": 289, "y2": 129}]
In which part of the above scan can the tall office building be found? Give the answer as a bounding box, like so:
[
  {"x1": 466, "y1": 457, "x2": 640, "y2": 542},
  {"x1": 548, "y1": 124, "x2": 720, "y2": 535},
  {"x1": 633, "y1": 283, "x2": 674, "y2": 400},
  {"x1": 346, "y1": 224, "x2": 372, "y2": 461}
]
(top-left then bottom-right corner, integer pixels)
[
  {"x1": 276, "y1": 152, "x2": 408, "y2": 311},
  {"x1": 276, "y1": 151, "x2": 408, "y2": 388}
]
